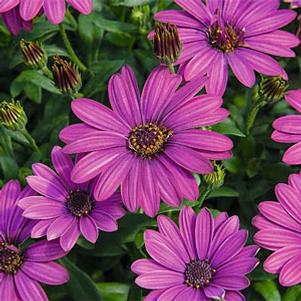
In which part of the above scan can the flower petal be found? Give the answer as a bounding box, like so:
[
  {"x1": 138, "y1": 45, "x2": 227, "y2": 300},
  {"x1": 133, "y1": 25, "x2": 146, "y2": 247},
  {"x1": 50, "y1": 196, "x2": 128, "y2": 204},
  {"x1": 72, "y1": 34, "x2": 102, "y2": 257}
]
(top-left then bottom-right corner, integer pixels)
[{"x1": 44, "y1": 0, "x2": 66, "y2": 24}]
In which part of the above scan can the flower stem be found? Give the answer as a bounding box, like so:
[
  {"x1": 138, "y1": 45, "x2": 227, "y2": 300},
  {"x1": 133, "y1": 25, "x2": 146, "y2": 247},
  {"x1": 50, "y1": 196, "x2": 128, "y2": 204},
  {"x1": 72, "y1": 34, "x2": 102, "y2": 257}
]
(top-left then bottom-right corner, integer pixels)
[
  {"x1": 246, "y1": 100, "x2": 268, "y2": 135},
  {"x1": 59, "y1": 24, "x2": 87, "y2": 72},
  {"x1": 21, "y1": 128, "x2": 40, "y2": 153},
  {"x1": 42, "y1": 66, "x2": 53, "y2": 79}
]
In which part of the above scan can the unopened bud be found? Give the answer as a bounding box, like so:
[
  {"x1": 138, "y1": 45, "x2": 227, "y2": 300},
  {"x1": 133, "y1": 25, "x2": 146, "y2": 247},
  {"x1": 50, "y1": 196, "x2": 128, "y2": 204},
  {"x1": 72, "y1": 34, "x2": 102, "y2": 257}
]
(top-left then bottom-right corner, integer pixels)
[
  {"x1": 0, "y1": 100, "x2": 27, "y2": 131},
  {"x1": 154, "y1": 23, "x2": 182, "y2": 66},
  {"x1": 51, "y1": 56, "x2": 81, "y2": 95},
  {"x1": 258, "y1": 76, "x2": 289, "y2": 103},
  {"x1": 203, "y1": 162, "x2": 225, "y2": 189},
  {"x1": 20, "y1": 39, "x2": 47, "y2": 69}
]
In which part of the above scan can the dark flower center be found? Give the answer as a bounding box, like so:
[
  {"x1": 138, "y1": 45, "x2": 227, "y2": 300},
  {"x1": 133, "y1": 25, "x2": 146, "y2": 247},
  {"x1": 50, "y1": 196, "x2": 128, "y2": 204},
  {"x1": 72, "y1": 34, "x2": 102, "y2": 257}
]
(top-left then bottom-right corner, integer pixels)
[
  {"x1": 128, "y1": 123, "x2": 172, "y2": 158},
  {"x1": 184, "y1": 259, "x2": 216, "y2": 288},
  {"x1": 0, "y1": 243, "x2": 23, "y2": 274},
  {"x1": 67, "y1": 190, "x2": 92, "y2": 217},
  {"x1": 208, "y1": 21, "x2": 244, "y2": 53}
]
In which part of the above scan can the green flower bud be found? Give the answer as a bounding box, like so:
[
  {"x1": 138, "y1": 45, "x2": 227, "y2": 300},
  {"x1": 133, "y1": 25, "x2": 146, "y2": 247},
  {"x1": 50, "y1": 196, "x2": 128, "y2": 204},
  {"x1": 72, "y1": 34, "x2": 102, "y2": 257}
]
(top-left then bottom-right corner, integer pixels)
[
  {"x1": 154, "y1": 23, "x2": 182, "y2": 66},
  {"x1": 203, "y1": 162, "x2": 225, "y2": 189},
  {"x1": 20, "y1": 39, "x2": 47, "y2": 69},
  {"x1": 258, "y1": 76, "x2": 289, "y2": 103},
  {"x1": 0, "y1": 100, "x2": 27, "y2": 131},
  {"x1": 51, "y1": 56, "x2": 82, "y2": 96}
]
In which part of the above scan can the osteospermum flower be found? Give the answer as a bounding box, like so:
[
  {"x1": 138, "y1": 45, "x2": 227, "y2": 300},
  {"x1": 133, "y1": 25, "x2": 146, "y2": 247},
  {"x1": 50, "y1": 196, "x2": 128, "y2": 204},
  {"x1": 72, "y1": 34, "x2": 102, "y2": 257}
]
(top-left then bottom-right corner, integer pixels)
[
  {"x1": 19, "y1": 146, "x2": 125, "y2": 252},
  {"x1": 0, "y1": 5, "x2": 32, "y2": 36},
  {"x1": 0, "y1": 0, "x2": 92, "y2": 25},
  {"x1": 154, "y1": 0, "x2": 299, "y2": 95},
  {"x1": 253, "y1": 170, "x2": 301, "y2": 286},
  {"x1": 0, "y1": 180, "x2": 68, "y2": 301},
  {"x1": 271, "y1": 88, "x2": 301, "y2": 165},
  {"x1": 59, "y1": 65, "x2": 233, "y2": 217},
  {"x1": 132, "y1": 207, "x2": 259, "y2": 300}
]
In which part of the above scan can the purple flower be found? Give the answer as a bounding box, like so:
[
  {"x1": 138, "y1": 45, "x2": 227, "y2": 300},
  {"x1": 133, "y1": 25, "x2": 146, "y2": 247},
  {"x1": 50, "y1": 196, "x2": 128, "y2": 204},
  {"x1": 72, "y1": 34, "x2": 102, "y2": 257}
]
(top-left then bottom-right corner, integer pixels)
[
  {"x1": 154, "y1": 0, "x2": 299, "y2": 95},
  {"x1": 253, "y1": 170, "x2": 301, "y2": 286},
  {"x1": 0, "y1": 180, "x2": 68, "y2": 301},
  {"x1": 272, "y1": 89, "x2": 301, "y2": 165},
  {"x1": 0, "y1": 0, "x2": 92, "y2": 25},
  {"x1": 131, "y1": 207, "x2": 259, "y2": 301},
  {"x1": 59, "y1": 65, "x2": 233, "y2": 217},
  {"x1": 0, "y1": 5, "x2": 32, "y2": 36},
  {"x1": 19, "y1": 146, "x2": 125, "y2": 252}
]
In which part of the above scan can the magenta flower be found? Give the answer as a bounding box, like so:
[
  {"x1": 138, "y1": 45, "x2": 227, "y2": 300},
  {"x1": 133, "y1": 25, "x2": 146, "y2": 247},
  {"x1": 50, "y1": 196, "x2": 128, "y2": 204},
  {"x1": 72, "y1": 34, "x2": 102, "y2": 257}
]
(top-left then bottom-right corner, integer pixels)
[
  {"x1": 272, "y1": 89, "x2": 301, "y2": 165},
  {"x1": 253, "y1": 170, "x2": 301, "y2": 286},
  {"x1": 0, "y1": 0, "x2": 92, "y2": 25},
  {"x1": 19, "y1": 146, "x2": 125, "y2": 252},
  {"x1": 59, "y1": 65, "x2": 233, "y2": 217},
  {"x1": 132, "y1": 207, "x2": 259, "y2": 301},
  {"x1": 0, "y1": 180, "x2": 68, "y2": 301},
  {"x1": 0, "y1": 5, "x2": 32, "y2": 36},
  {"x1": 154, "y1": 0, "x2": 299, "y2": 95}
]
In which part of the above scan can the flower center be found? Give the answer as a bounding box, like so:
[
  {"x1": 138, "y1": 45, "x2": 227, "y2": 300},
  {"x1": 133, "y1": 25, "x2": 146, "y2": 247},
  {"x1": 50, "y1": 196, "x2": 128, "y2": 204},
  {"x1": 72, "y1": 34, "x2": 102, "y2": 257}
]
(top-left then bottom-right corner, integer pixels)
[
  {"x1": 0, "y1": 243, "x2": 23, "y2": 274},
  {"x1": 128, "y1": 123, "x2": 172, "y2": 158},
  {"x1": 184, "y1": 259, "x2": 216, "y2": 288},
  {"x1": 67, "y1": 190, "x2": 92, "y2": 217},
  {"x1": 208, "y1": 21, "x2": 244, "y2": 53}
]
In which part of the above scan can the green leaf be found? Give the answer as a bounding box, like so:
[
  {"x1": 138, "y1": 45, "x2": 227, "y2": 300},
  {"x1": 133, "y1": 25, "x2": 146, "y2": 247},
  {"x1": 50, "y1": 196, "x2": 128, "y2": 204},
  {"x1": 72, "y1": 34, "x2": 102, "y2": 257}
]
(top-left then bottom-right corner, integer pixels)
[
  {"x1": 212, "y1": 118, "x2": 245, "y2": 137},
  {"x1": 61, "y1": 257, "x2": 102, "y2": 301},
  {"x1": 127, "y1": 284, "x2": 142, "y2": 301},
  {"x1": 112, "y1": 0, "x2": 151, "y2": 6},
  {"x1": 208, "y1": 186, "x2": 239, "y2": 198},
  {"x1": 11, "y1": 70, "x2": 61, "y2": 96},
  {"x1": 253, "y1": 280, "x2": 281, "y2": 301},
  {"x1": 93, "y1": 16, "x2": 137, "y2": 34},
  {"x1": 283, "y1": 286, "x2": 301, "y2": 301},
  {"x1": 97, "y1": 282, "x2": 130, "y2": 301}
]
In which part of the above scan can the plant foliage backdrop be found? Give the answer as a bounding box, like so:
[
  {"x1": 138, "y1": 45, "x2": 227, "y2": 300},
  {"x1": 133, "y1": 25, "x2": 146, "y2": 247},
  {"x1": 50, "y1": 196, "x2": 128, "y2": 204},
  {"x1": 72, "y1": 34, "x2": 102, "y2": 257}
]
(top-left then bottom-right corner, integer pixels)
[{"x1": 0, "y1": 0, "x2": 301, "y2": 300}]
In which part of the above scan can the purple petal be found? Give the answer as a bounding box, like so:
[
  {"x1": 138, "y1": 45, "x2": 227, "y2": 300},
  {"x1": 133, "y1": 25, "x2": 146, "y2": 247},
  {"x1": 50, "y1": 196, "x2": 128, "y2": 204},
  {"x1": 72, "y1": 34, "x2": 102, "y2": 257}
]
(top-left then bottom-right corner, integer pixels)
[
  {"x1": 0, "y1": 275, "x2": 18, "y2": 301},
  {"x1": 31, "y1": 219, "x2": 52, "y2": 238},
  {"x1": 71, "y1": 147, "x2": 125, "y2": 183},
  {"x1": 109, "y1": 65, "x2": 142, "y2": 127},
  {"x1": 14, "y1": 270, "x2": 48, "y2": 301},
  {"x1": 157, "y1": 285, "x2": 187, "y2": 301},
  {"x1": 131, "y1": 259, "x2": 167, "y2": 275},
  {"x1": 67, "y1": 0, "x2": 92, "y2": 14},
  {"x1": 173, "y1": 286, "x2": 206, "y2": 301},
  {"x1": 90, "y1": 210, "x2": 118, "y2": 232},
  {"x1": 20, "y1": 0, "x2": 43, "y2": 21},
  {"x1": 60, "y1": 218, "x2": 80, "y2": 251},
  {"x1": 212, "y1": 275, "x2": 250, "y2": 290},
  {"x1": 47, "y1": 215, "x2": 75, "y2": 240},
  {"x1": 279, "y1": 255, "x2": 301, "y2": 287},
  {"x1": 0, "y1": 0, "x2": 19, "y2": 12},
  {"x1": 71, "y1": 98, "x2": 129, "y2": 133},
  {"x1": 273, "y1": 115, "x2": 301, "y2": 134},
  {"x1": 79, "y1": 216, "x2": 98, "y2": 243},
  {"x1": 25, "y1": 240, "x2": 66, "y2": 262},
  {"x1": 44, "y1": 0, "x2": 65, "y2": 24},
  {"x1": 272, "y1": 130, "x2": 301, "y2": 143},
  {"x1": 285, "y1": 89, "x2": 301, "y2": 113},
  {"x1": 21, "y1": 261, "x2": 69, "y2": 285},
  {"x1": 203, "y1": 285, "x2": 225, "y2": 300},
  {"x1": 195, "y1": 208, "x2": 214, "y2": 260}
]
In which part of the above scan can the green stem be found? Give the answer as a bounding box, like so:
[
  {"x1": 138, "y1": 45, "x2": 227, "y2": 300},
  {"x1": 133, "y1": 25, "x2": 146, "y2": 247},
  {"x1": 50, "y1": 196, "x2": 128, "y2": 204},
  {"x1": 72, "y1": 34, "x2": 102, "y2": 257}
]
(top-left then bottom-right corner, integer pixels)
[
  {"x1": 198, "y1": 184, "x2": 212, "y2": 208},
  {"x1": 42, "y1": 66, "x2": 53, "y2": 79},
  {"x1": 59, "y1": 24, "x2": 87, "y2": 72},
  {"x1": 21, "y1": 128, "x2": 40, "y2": 153},
  {"x1": 246, "y1": 100, "x2": 268, "y2": 135}
]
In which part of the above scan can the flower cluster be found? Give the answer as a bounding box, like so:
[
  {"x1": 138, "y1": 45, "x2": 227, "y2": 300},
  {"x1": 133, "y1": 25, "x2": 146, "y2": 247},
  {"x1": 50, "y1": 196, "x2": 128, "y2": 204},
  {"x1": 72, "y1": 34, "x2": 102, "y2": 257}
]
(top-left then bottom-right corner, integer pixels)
[{"x1": 1, "y1": 0, "x2": 301, "y2": 299}]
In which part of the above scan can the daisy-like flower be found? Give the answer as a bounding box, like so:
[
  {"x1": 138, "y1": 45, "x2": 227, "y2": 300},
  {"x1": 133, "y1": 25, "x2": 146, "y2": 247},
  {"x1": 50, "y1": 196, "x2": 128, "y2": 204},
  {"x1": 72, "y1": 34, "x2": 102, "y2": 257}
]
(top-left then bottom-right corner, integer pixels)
[
  {"x1": 253, "y1": 170, "x2": 301, "y2": 286},
  {"x1": 0, "y1": 5, "x2": 32, "y2": 36},
  {"x1": 271, "y1": 87, "x2": 301, "y2": 165},
  {"x1": 131, "y1": 207, "x2": 259, "y2": 301},
  {"x1": 19, "y1": 146, "x2": 125, "y2": 252},
  {"x1": 59, "y1": 65, "x2": 233, "y2": 217},
  {"x1": 154, "y1": 0, "x2": 299, "y2": 95},
  {"x1": 0, "y1": 0, "x2": 92, "y2": 25},
  {"x1": 0, "y1": 180, "x2": 68, "y2": 301}
]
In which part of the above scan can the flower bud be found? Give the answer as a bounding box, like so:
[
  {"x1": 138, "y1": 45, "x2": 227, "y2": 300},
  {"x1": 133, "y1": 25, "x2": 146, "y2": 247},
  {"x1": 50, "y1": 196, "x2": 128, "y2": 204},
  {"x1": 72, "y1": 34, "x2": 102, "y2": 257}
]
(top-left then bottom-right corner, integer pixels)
[
  {"x1": 20, "y1": 39, "x2": 47, "y2": 69},
  {"x1": 258, "y1": 76, "x2": 289, "y2": 103},
  {"x1": 203, "y1": 162, "x2": 225, "y2": 189},
  {"x1": 154, "y1": 23, "x2": 182, "y2": 66},
  {"x1": 131, "y1": 5, "x2": 150, "y2": 34},
  {"x1": 0, "y1": 100, "x2": 27, "y2": 131},
  {"x1": 51, "y1": 56, "x2": 81, "y2": 95}
]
